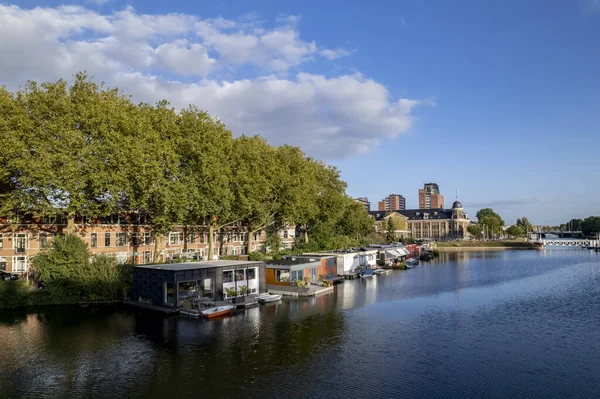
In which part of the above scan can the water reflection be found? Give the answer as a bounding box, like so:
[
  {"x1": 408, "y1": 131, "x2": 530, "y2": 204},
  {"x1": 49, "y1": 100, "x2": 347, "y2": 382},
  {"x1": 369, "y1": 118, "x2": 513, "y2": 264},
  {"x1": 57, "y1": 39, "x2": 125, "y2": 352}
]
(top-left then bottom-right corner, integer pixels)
[{"x1": 1, "y1": 249, "x2": 599, "y2": 398}]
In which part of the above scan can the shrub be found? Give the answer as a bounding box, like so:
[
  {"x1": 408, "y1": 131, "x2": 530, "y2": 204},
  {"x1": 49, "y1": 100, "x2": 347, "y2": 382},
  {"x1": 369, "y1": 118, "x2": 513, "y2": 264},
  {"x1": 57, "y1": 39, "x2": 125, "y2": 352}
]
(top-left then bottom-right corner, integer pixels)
[
  {"x1": 249, "y1": 251, "x2": 268, "y2": 261},
  {"x1": 32, "y1": 234, "x2": 128, "y2": 302},
  {"x1": 0, "y1": 280, "x2": 29, "y2": 309}
]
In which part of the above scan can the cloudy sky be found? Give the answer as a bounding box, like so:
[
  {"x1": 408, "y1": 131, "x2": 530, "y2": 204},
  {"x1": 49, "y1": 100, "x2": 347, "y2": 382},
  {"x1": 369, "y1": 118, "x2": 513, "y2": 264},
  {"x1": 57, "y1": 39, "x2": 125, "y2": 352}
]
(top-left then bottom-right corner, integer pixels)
[{"x1": 1, "y1": 0, "x2": 599, "y2": 225}]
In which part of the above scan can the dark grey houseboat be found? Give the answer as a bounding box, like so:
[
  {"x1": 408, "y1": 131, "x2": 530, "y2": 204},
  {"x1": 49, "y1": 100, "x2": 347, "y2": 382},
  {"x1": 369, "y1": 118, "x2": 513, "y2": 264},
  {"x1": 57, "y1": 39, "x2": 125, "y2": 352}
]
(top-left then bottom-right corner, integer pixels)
[{"x1": 132, "y1": 260, "x2": 266, "y2": 309}]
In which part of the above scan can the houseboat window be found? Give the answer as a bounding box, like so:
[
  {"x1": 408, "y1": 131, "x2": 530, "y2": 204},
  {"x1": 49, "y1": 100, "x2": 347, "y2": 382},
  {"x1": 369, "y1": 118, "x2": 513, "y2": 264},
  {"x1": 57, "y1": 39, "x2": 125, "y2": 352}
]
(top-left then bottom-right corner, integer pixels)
[
  {"x1": 203, "y1": 278, "x2": 211, "y2": 292},
  {"x1": 235, "y1": 270, "x2": 245, "y2": 281},
  {"x1": 223, "y1": 271, "x2": 233, "y2": 283},
  {"x1": 178, "y1": 281, "x2": 198, "y2": 303},
  {"x1": 90, "y1": 233, "x2": 97, "y2": 248},
  {"x1": 39, "y1": 233, "x2": 49, "y2": 249},
  {"x1": 165, "y1": 282, "x2": 174, "y2": 305},
  {"x1": 276, "y1": 270, "x2": 290, "y2": 282},
  {"x1": 105, "y1": 233, "x2": 111, "y2": 247},
  {"x1": 116, "y1": 233, "x2": 127, "y2": 246},
  {"x1": 310, "y1": 268, "x2": 317, "y2": 282},
  {"x1": 247, "y1": 268, "x2": 256, "y2": 280},
  {"x1": 291, "y1": 270, "x2": 304, "y2": 283}
]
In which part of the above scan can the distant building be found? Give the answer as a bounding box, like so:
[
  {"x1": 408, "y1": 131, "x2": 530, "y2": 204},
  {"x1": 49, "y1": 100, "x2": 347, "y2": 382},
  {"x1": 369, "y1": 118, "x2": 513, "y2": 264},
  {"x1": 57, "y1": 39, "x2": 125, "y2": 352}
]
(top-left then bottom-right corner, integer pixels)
[
  {"x1": 418, "y1": 182, "x2": 444, "y2": 209},
  {"x1": 370, "y1": 200, "x2": 470, "y2": 241},
  {"x1": 354, "y1": 197, "x2": 371, "y2": 211},
  {"x1": 377, "y1": 193, "x2": 406, "y2": 211}
]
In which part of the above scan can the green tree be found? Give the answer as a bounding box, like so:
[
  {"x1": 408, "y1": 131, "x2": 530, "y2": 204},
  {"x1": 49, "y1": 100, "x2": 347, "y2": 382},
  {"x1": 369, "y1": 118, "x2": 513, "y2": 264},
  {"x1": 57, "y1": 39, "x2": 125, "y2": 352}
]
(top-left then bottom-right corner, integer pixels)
[
  {"x1": 476, "y1": 208, "x2": 505, "y2": 237},
  {"x1": 506, "y1": 225, "x2": 524, "y2": 238},
  {"x1": 516, "y1": 217, "x2": 534, "y2": 233},
  {"x1": 339, "y1": 200, "x2": 374, "y2": 240},
  {"x1": 467, "y1": 224, "x2": 483, "y2": 239},
  {"x1": 386, "y1": 218, "x2": 396, "y2": 243},
  {"x1": 32, "y1": 234, "x2": 124, "y2": 301},
  {"x1": 581, "y1": 216, "x2": 600, "y2": 236}
]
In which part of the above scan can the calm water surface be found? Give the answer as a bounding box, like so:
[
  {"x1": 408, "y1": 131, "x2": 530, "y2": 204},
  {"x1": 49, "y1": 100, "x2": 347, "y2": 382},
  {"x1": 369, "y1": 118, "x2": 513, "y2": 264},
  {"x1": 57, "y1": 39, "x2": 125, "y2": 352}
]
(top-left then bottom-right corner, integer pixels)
[{"x1": 1, "y1": 249, "x2": 600, "y2": 398}]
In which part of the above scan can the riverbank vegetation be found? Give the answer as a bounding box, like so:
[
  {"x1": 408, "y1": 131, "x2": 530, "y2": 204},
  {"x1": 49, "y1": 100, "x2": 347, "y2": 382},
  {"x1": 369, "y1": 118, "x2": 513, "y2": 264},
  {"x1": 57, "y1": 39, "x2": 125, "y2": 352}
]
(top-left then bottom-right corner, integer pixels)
[{"x1": 0, "y1": 74, "x2": 374, "y2": 260}]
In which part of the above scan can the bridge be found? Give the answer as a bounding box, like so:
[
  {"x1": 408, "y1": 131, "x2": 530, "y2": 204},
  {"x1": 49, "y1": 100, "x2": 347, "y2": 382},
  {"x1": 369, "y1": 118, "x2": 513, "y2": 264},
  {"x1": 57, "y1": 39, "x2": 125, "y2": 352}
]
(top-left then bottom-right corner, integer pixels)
[
  {"x1": 537, "y1": 239, "x2": 599, "y2": 248},
  {"x1": 528, "y1": 231, "x2": 584, "y2": 239}
]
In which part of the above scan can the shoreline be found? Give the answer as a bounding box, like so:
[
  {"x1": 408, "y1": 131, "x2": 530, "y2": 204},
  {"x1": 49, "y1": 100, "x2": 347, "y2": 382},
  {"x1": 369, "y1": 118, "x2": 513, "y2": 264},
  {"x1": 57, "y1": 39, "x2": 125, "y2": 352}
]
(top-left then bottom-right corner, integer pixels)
[{"x1": 435, "y1": 246, "x2": 542, "y2": 252}]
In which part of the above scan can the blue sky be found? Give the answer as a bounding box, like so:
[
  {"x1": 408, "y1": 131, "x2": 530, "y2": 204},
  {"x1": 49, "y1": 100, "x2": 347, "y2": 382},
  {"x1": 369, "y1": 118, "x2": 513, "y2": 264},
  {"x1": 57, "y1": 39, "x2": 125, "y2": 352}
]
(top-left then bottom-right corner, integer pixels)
[{"x1": 1, "y1": 0, "x2": 599, "y2": 225}]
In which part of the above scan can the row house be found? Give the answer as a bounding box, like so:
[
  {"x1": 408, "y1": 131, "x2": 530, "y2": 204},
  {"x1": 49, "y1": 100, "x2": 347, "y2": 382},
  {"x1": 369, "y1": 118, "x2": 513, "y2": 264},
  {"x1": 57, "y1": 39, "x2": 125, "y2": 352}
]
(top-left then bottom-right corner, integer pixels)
[{"x1": 0, "y1": 216, "x2": 271, "y2": 274}]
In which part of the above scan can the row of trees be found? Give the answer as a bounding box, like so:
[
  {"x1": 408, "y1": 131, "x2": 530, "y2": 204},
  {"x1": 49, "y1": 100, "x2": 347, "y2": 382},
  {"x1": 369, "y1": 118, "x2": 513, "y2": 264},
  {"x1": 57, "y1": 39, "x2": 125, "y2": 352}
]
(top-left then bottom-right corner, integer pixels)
[
  {"x1": 561, "y1": 217, "x2": 600, "y2": 236},
  {"x1": 0, "y1": 73, "x2": 374, "y2": 259}
]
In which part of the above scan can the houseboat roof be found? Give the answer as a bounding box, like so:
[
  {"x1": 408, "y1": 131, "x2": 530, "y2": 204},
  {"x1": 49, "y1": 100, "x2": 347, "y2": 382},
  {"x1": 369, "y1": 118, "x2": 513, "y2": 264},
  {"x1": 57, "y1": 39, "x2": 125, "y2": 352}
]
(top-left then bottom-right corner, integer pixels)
[{"x1": 135, "y1": 260, "x2": 264, "y2": 271}]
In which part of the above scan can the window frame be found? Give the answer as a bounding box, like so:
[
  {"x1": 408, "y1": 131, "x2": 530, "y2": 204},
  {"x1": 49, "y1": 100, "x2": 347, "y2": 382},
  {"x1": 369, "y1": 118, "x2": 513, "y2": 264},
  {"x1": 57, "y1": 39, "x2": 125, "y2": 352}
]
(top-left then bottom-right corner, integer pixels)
[
  {"x1": 90, "y1": 233, "x2": 98, "y2": 248},
  {"x1": 116, "y1": 232, "x2": 127, "y2": 247},
  {"x1": 105, "y1": 232, "x2": 111, "y2": 247}
]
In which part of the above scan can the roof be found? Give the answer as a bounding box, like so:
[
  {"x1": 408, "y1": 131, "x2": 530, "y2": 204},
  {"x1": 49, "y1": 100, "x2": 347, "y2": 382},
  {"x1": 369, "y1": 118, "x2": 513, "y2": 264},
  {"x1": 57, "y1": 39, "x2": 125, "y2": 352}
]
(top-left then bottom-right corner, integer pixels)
[
  {"x1": 134, "y1": 260, "x2": 264, "y2": 271},
  {"x1": 452, "y1": 200, "x2": 463, "y2": 209},
  {"x1": 369, "y1": 209, "x2": 453, "y2": 221},
  {"x1": 267, "y1": 258, "x2": 320, "y2": 266}
]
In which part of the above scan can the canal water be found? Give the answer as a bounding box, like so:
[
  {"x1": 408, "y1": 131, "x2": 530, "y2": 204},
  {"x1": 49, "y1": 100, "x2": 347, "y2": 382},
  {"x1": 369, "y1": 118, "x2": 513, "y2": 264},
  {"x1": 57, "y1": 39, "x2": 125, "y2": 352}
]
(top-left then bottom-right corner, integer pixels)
[{"x1": 1, "y1": 249, "x2": 599, "y2": 398}]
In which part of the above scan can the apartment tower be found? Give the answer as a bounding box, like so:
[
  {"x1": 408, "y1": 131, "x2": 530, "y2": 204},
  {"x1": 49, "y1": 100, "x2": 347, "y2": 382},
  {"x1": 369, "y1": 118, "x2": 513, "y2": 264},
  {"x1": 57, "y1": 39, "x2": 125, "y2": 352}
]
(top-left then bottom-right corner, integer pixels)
[{"x1": 418, "y1": 183, "x2": 444, "y2": 209}]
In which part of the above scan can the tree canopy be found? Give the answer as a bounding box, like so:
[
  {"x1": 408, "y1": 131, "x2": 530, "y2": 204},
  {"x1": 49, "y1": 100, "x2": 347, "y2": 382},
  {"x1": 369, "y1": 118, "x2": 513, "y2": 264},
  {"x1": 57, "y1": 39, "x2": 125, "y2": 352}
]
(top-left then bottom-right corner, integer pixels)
[
  {"x1": 475, "y1": 208, "x2": 505, "y2": 237},
  {"x1": 0, "y1": 74, "x2": 373, "y2": 255}
]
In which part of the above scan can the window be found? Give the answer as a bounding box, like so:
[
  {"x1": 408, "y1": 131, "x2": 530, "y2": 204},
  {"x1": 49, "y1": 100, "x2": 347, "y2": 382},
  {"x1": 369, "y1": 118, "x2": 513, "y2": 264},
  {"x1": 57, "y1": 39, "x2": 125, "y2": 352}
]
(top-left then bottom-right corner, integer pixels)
[
  {"x1": 0, "y1": 257, "x2": 6, "y2": 271},
  {"x1": 284, "y1": 230, "x2": 289, "y2": 239},
  {"x1": 116, "y1": 233, "x2": 127, "y2": 246},
  {"x1": 89, "y1": 233, "x2": 97, "y2": 248},
  {"x1": 253, "y1": 232, "x2": 259, "y2": 241},
  {"x1": 247, "y1": 268, "x2": 256, "y2": 280},
  {"x1": 105, "y1": 233, "x2": 111, "y2": 247},
  {"x1": 223, "y1": 270, "x2": 233, "y2": 283},
  {"x1": 169, "y1": 232, "x2": 183, "y2": 245},
  {"x1": 188, "y1": 232, "x2": 195, "y2": 244},
  {"x1": 276, "y1": 270, "x2": 290, "y2": 282},
  {"x1": 291, "y1": 270, "x2": 304, "y2": 283},
  {"x1": 143, "y1": 232, "x2": 152, "y2": 246},
  {"x1": 13, "y1": 256, "x2": 28, "y2": 272},
  {"x1": 131, "y1": 233, "x2": 139, "y2": 246},
  {"x1": 14, "y1": 234, "x2": 28, "y2": 253},
  {"x1": 165, "y1": 282, "x2": 174, "y2": 305},
  {"x1": 199, "y1": 233, "x2": 205, "y2": 244},
  {"x1": 235, "y1": 269, "x2": 245, "y2": 281},
  {"x1": 203, "y1": 278, "x2": 212, "y2": 293},
  {"x1": 0, "y1": 234, "x2": 3, "y2": 249},
  {"x1": 143, "y1": 251, "x2": 152, "y2": 264}
]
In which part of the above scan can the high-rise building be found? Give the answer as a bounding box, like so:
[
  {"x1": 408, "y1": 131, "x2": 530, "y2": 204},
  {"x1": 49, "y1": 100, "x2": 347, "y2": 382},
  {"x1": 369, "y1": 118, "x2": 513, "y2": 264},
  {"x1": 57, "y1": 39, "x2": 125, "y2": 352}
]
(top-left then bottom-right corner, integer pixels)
[
  {"x1": 378, "y1": 193, "x2": 406, "y2": 211},
  {"x1": 418, "y1": 183, "x2": 444, "y2": 209},
  {"x1": 354, "y1": 197, "x2": 371, "y2": 211}
]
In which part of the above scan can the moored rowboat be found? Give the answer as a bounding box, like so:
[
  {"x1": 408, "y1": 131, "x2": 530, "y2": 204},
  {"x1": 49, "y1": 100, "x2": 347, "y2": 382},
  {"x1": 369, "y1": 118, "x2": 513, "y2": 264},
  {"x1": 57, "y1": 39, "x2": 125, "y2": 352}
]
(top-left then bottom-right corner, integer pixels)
[
  {"x1": 200, "y1": 305, "x2": 234, "y2": 319},
  {"x1": 257, "y1": 294, "x2": 282, "y2": 303}
]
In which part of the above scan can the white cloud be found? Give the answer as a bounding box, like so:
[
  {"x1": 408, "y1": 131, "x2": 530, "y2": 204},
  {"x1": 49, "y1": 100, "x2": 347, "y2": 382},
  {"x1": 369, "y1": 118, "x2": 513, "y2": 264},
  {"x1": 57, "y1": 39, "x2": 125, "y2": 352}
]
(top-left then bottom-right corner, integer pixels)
[
  {"x1": 0, "y1": 4, "x2": 424, "y2": 160},
  {"x1": 88, "y1": 0, "x2": 111, "y2": 5},
  {"x1": 319, "y1": 48, "x2": 352, "y2": 60}
]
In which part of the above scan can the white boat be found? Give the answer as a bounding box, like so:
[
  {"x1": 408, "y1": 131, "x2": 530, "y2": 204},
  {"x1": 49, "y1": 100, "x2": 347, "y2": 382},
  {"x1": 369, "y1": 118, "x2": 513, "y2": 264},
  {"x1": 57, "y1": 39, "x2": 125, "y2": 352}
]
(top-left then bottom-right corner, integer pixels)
[
  {"x1": 257, "y1": 294, "x2": 282, "y2": 303},
  {"x1": 374, "y1": 269, "x2": 389, "y2": 275},
  {"x1": 200, "y1": 305, "x2": 234, "y2": 319}
]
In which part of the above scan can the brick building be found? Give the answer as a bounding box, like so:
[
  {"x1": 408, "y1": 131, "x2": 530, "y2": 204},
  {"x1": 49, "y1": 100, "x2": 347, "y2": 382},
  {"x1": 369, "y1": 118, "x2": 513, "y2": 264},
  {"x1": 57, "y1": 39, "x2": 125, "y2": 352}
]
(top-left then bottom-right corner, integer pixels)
[
  {"x1": 418, "y1": 183, "x2": 445, "y2": 209},
  {"x1": 0, "y1": 214, "x2": 274, "y2": 274}
]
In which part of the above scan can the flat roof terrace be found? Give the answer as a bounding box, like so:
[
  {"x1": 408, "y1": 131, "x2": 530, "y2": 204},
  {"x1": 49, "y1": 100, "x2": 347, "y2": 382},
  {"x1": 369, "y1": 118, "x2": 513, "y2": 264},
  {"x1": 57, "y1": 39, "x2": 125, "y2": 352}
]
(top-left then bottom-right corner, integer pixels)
[{"x1": 134, "y1": 260, "x2": 264, "y2": 271}]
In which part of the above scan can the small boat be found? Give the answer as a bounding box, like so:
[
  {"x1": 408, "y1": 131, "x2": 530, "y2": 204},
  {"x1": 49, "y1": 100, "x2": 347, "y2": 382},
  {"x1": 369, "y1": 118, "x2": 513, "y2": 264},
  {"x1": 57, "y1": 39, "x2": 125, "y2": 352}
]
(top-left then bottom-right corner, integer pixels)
[
  {"x1": 200, "y1": 305, "x2": 235, "y2": 319},
  {"x1": 406, "y1": 258, "x2": 419, "y2": 269},
  {"x1": 374, "y1": 269, "x2": 389, "y2": 275},
  {"x1": 359, "y1": 269, "x2": 375, "y2": 278},
  {"x1": 257, "y1": 294, "x2": 282, "y2": 303}
]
